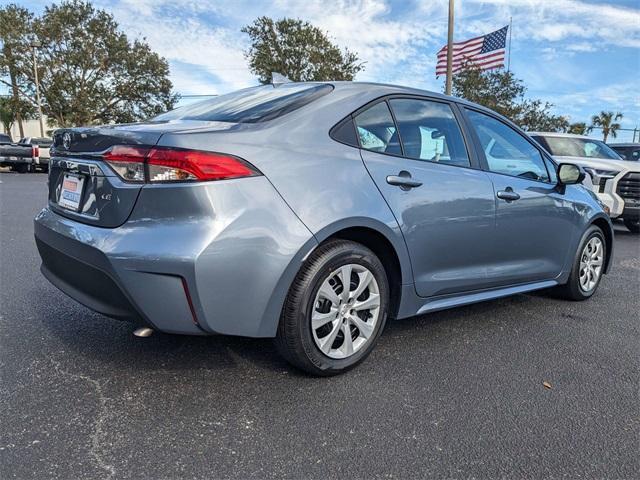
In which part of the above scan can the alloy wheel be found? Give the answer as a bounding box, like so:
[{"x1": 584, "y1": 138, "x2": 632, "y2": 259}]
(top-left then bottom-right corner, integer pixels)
[
  {"x1": 311, "y1": 264, "x2": 381, "y2": 359},
  {"x1": 579, "y1": 237, "x2": 603, "y2": 292}
]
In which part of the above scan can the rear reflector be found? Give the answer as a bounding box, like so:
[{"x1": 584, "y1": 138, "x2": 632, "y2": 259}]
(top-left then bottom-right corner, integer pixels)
[{"x1": 102, "y1": 146, "x2": 259, "y2": 183}]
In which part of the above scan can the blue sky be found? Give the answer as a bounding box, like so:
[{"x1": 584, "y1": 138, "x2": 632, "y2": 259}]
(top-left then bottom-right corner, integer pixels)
[{"x1": 14, "y1": 0, "x2": 640, "y2": 141}]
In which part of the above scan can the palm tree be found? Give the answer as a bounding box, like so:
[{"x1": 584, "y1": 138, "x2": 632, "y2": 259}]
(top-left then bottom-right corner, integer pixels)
[{"x1": 590, "y1": 111, "x2": 623, "y2": 142}]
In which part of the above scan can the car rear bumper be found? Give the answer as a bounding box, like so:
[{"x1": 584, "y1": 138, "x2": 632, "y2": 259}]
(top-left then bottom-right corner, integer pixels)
[
  {"x1": 0, "y1": 156, "x2": 32, "y2": 165},
  {"x1": 34, "y1": 176, "x2": 315, "y2": 337},
  {"x1": 34, "y1": 212, "x2": 203, "y2": 334},
  {"x1": 36, "y1": 236, "x2": 144, "y2": 322}
]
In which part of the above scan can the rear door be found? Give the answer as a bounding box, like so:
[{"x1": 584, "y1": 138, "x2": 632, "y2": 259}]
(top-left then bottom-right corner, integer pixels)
[
  {"x1": 462, "y1": 107, "x2": 575, "y2": 286},
  {"x1": 357, "y1": 97, "x2": 497, "y2": 297}
]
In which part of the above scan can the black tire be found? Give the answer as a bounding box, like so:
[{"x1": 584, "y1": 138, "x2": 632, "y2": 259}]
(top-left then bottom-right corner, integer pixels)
[
  {"x1": 624, "y1": 218, "x2": 639, "y2": 234},
  {"x1": 275, "y1": 239, "x2": 389, "y2": 376},
  {"x1": 15, "y1": 163, "x2": 29, "y2": 174},
  {"x1": 553, "y1": 225, "x2": 606, "y2": 301}
]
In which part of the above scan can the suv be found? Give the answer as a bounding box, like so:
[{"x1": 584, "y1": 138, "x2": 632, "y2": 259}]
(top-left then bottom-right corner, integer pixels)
[{"x1": 531, "y1": 132, "x2": 640, "y2": 233}]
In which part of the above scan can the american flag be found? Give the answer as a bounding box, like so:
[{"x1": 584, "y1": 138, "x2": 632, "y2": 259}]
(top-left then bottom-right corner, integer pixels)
[{"x1": 436, "y1": 26, "x2": 508, "y2": 77}]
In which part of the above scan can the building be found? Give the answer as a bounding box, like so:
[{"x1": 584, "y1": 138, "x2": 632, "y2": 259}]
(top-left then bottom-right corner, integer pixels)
[{"x1": 1, "y1": 116, "x2": 55, "y2": 140}]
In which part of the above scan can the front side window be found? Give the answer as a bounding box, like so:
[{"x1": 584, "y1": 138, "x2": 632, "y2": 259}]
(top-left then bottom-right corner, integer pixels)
[
  {"x1": 466, "y1": 109, "x2": 550, "y2": 182},
  {"x1": 389, "y1": 98, "x2": 469, "y2": 167},
  {"x1": 353, "y1": 102, "x2": 402, "y2": 155}
]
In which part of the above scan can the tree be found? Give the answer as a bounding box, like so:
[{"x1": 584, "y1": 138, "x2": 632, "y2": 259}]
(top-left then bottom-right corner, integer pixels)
[
  {"x1": 567, "y1": 122, "x2": 589, "y2": 135},
  {"x1": 1, "y1": 1, "x2": 178, "y2": 127},
  {"x1": 0, "y1": 4, "x2": 34, "y2": 137},
  {"x1": 590, "y1": 111, "x2": 623, "y2": 142},
  {"x1": 451, "y1": 64, "x2": 568, "y2": 132},
  {"x1": 0, "y1": 96, "x2": 35, "y2": 133},
  {"x1": 242, "y1": 17, "x2": 364, "y2": 83}
]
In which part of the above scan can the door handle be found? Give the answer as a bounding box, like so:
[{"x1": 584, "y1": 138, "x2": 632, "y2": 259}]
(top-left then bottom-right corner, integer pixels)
[
  {"x1": 386, "y1": 171, "x2": 422, "y2": 190},
  {"x1": 496, "y1": 189, "x2": 520, "y2": 201}
]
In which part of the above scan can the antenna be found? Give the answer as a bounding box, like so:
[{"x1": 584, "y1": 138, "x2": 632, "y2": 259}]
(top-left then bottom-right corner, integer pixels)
[{"x1": 271, "y1": 72, "x2": 291, "y2": 85}]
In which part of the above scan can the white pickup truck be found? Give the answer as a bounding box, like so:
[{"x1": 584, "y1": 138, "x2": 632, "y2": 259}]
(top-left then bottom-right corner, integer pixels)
[
  {"x1": 19, "y1": 136, "x2": 53, "y2": 172},
  {"x1": 530, "y1": 132, "x2": 640, "y2": 233}
]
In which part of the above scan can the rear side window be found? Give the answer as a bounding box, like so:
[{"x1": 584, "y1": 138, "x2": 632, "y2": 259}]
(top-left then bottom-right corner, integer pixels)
[
  {"x1": 354, "y1": 102, "x2": 402, "y2": 155},
  {"x1": 154, "y1": 83, "x2": 333, "y2": 124},
  {"x1": 389, "y1": 98, "x2": 469, "y2": 167},
  {"x1": 466, "y1": 109, "x2": 550, "y2": 182}
]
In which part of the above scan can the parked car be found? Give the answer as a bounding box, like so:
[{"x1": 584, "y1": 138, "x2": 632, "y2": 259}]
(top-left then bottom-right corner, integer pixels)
[
  {"x1": 35, "y1": 82, "x2": 614, "y2": 375},
  {"x1": 531, "y1": 132, "x2": 640, "y2": 233},
  {"x1": 608, "y1": 142, "x2": 640, "y2": 162},
  {"x1": 19, "y1": 136, "x2": 53, "y2": 172},
  {"x1": 0, "y1": 133, "x2": 38, "y2": 173}
]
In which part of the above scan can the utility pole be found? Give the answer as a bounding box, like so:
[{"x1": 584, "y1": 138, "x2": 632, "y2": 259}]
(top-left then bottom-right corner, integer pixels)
[
  {"x1": 5, "y1": 45, "x2": 24, "y2": 138},
  {"x1": 445, "y1": 0, "x2": 455, "y2": 95},
  {"x1": 31, "y1": 42, "x2": 45, "y2": 137},
  {"x1": 507, "y1": 16, "x2": 513, "y2": 72}
]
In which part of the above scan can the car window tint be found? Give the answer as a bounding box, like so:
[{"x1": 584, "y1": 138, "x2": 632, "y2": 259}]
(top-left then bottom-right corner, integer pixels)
[
  {"x1": 154, "y1": 84, "x2": 333, "y2": 124},
  {"x1": 354, "y1": 102, "x2": 402, "y2": 155},
  {"x1": 466, "y1": 109, "x2": 550, "y2": 182},
  {"x1": 330, "y1": 116, "x2": 358, "y2": 147},
  {"x1": 389, "y1": 99, "x2": 469, "y2": 167}
]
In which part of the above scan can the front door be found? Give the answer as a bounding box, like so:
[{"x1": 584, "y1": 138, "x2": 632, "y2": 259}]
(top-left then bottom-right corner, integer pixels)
[
  {"x1": 355, "y1": 98, "x2": 497, "y2": 297},
  {"x1": 463, "y1": 108, "x2": 575, "y2": 286}
]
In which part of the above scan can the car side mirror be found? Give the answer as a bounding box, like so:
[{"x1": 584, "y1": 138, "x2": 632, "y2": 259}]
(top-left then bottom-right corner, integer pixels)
[{"x1": 558, "y1": 163, "x2": 585, "y2": 185}]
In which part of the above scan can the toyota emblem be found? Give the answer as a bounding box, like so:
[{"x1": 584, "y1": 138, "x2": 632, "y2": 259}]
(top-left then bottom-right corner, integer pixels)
[{"x1": 62, "y1": 132, "x2": 72, "y2": 150}]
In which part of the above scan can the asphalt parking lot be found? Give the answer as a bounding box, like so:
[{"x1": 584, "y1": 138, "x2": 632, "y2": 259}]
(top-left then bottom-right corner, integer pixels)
[{"x1": 1, "y1": 171, "x2": 638, "y2": 479}]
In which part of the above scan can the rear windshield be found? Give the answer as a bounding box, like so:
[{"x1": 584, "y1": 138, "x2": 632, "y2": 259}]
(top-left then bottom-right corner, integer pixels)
[{"x1": 154, "y1": 83, "x2": 333, "y2": 124}]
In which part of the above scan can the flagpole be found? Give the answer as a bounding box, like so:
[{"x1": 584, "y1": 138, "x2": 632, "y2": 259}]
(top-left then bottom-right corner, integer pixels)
[
  {"x1": 445, "y1": 0, "x2": 455, "y2": 95},
  {"x1": 507, "y1": 16, "x2": 513, "y2": 72}
]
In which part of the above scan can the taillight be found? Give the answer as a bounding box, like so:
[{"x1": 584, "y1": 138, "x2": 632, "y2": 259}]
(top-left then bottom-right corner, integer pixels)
[
  {"x1": 103, "y1": 146, "x2": 148, "y2": 182},
  {"x1": 102, "y1": 146, "x2": 259, "y2": 183},
  {"x1": 32, "y1": 145, "x2": 40, "y2": 158}
]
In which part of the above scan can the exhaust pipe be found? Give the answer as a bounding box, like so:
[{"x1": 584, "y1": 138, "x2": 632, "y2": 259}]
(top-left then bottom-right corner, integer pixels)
[{"x1": 133, "y1": 327, "x2": 154, "y2": 337}]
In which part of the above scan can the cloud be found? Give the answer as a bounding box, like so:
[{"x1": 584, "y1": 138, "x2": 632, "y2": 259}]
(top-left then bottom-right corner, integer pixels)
[
  {"x1": 465, "y1": 0, "x2": 640, "y2": 48},
  {"x1": 13, "y1": 0, "x2": 638, "y2": 135}
]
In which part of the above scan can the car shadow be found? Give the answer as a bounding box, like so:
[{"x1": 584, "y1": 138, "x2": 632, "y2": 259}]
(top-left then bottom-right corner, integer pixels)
[{"x1": 35, "y1": 288, "x2": 539, "y2": 378}]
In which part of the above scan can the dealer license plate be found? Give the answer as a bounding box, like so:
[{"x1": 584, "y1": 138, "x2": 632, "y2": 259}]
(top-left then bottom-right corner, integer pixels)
[{"x1": 58, "y1": 174, "x2": 85, "y2": 211}]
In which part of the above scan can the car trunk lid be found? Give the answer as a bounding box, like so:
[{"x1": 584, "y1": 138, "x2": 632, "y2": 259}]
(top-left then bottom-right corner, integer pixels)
[{"x1": 48, "y1": 121, "x2": 219, "y2": 227}]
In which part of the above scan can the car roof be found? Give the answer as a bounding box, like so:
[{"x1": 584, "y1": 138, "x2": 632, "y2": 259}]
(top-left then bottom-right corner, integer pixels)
[
  {"x1": 327, "y1": 81, "x2": 482, "y2": 109},
  {"x1": 303, "y1": 80, "x2": 523, "y2": 131},
  {"x1": 608, "y1": 143, "x2": 639, "y2": 147}
]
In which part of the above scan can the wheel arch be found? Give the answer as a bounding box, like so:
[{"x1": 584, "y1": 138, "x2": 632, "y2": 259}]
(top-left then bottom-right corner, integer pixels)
[
  {"x1": 310, "y1": 218, "x2": 412, "y2": 320},
  {"x1": 323, "y1": 227, "x2": 403, "y2": 319},
  {"x1": 590, "y1": 214, "x2": 614, "y2": 274}
]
